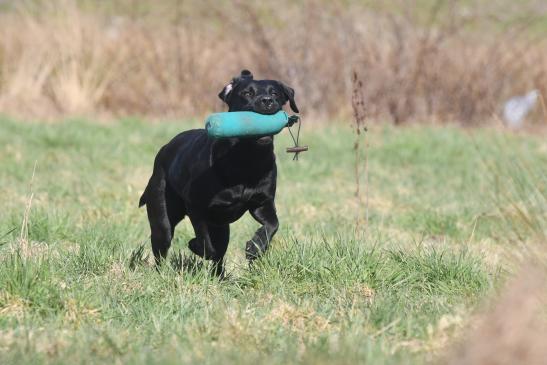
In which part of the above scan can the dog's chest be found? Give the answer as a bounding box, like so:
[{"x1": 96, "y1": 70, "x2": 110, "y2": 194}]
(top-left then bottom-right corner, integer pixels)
[{"x1": 207, "y1": 185, "x2": 268, "y2": 223}]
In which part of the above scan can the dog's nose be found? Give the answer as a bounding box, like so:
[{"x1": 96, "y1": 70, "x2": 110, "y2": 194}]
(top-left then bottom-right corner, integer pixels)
[{"x1": 261, "y1": 96, "x2": 274, "y2": 107}]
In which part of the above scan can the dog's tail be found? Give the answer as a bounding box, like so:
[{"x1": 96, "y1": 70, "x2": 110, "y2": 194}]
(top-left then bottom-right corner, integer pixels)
[{"x1": 138, "y1": 184, "x2": 149, "y2": 207}]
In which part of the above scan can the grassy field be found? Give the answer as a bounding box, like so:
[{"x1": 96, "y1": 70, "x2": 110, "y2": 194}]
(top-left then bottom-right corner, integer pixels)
[{"x1": 0, "y1": 117, "x2": 545, "y2": 364}]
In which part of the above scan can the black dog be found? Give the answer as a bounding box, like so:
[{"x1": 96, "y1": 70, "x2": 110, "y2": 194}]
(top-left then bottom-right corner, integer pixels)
[{"x1": 139, "y1": 70, "x2": 299, "y2": 275}]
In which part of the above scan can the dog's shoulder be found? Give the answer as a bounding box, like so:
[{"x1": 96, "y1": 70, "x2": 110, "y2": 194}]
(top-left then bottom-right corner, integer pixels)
[
  {"x1": 152, "y1": 129, "x2": 209, "y2": 168},
  {"x1": 167, "y1": 128, "x2": 207, "y2": 145},
  {"x1": 162, "y1": 129, "x2": 209, "y2": 152}
]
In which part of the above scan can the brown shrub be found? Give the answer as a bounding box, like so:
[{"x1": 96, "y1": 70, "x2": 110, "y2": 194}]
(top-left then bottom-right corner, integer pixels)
[{"x1": 0, "y1": 0, "x2": 546, "y2": 123}]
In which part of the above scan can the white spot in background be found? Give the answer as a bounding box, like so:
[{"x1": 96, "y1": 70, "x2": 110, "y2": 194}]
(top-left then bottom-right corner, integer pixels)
[{"x1": 503, "y1": 90, "x2": 539, "y2": 129}]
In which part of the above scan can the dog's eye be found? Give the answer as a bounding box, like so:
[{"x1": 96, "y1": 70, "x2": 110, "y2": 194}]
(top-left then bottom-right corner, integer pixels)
[
  {"x1": 242, "y1": 90, "x2": 253, "y2": 97},
  {"x1": 271, "y1": 91, "x2": 279, "y2": 97}
]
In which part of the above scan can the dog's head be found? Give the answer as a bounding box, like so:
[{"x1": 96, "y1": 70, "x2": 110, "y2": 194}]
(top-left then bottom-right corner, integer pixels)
[{"x1": 218, "y1": 70, "x2": 299, "y2": 115}]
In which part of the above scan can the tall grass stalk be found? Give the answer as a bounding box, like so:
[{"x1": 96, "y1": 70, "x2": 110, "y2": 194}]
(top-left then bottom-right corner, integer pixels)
[{"x1": 17, "y1": 161, "x2": 37, "y2": 257}]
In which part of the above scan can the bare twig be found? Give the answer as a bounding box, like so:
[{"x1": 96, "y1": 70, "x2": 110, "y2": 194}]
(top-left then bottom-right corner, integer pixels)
[{"x1": 351, "y1": 71, "x2": 369, "y2": 231}]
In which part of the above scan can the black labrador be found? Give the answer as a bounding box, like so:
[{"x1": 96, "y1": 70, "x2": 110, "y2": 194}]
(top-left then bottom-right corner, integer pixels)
[{"x1": 139, "y1": 70, "x2": 299, "y2": 275}]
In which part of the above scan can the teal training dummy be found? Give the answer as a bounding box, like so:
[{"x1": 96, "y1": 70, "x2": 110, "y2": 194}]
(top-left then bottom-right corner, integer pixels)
[{"x1": 205, "y1": 110, "x2": 295, "y2": 138}]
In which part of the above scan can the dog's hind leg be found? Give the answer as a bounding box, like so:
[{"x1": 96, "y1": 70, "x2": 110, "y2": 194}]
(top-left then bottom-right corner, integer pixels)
[
  {"x1": 145, "y1": 170, "x2": 174, "y2": 265},
  {"x1": 165, "y1": 183, "x2": 186, "y2": 237}
]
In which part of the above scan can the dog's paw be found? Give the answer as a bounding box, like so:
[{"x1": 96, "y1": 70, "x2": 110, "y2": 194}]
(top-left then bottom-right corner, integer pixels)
[
  {"x1": 245, "y1": 240, "x2": 263, "y2": 261},
  {"x1": 188, "y1": 238, "x2": 206, "y2": 258}
]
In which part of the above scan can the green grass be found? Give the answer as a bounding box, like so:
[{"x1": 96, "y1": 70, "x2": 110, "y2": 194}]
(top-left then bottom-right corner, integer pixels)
[{"x1": 0, "y1": 117, "x2": 544, "y2": 364}]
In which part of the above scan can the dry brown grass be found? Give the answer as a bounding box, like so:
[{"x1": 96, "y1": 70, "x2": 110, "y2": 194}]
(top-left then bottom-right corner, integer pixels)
[
  {"x1": 0, "y1": 0, "x2": 546, "y2": 123},
  {"x1": 445, "y1": 267, "x2": 547, "y2": 365}
]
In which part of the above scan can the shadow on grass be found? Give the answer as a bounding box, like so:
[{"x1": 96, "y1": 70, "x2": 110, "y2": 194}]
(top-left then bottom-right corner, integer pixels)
[{"x1": 128, "y1": 243, "x2": 216, "y2": 278}]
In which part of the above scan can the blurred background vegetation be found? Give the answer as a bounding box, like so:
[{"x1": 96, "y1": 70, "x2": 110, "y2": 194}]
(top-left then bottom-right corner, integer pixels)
[{"x1": 0, "y1": 0, "x2": 546, "y2": 124}]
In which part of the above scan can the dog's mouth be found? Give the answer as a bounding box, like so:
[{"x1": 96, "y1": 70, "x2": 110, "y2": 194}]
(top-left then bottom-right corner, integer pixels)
[
  {"x1": 250, "y1": 104, "x2": 281, "y2": 115},
  {"x1": 257, "y1": 108, "x2": 279, "y2": 115}
]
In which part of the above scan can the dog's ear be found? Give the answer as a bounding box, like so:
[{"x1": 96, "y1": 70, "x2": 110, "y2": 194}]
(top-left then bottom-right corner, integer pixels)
[
  {"x1": 277, "y1": 81, "x2": 299, "y2": 113},
  {"x1": 218, "y1": 70, "x2": 254, "y2": 103},
  {"x1": 240, "y1": 69, "x2": 253, "y2": 79},
  {"x1": 218, "y1": 82, "x2": 234, "y2": 103}
]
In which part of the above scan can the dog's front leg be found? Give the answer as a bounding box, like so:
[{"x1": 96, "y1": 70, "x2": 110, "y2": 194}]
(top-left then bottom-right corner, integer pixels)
[
  {"x1": 188, "y1": 218, "x2": 229, "y2": 276},
  {"x1": 246, "y1": 201, "x2": 279, "y2": 261}
]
